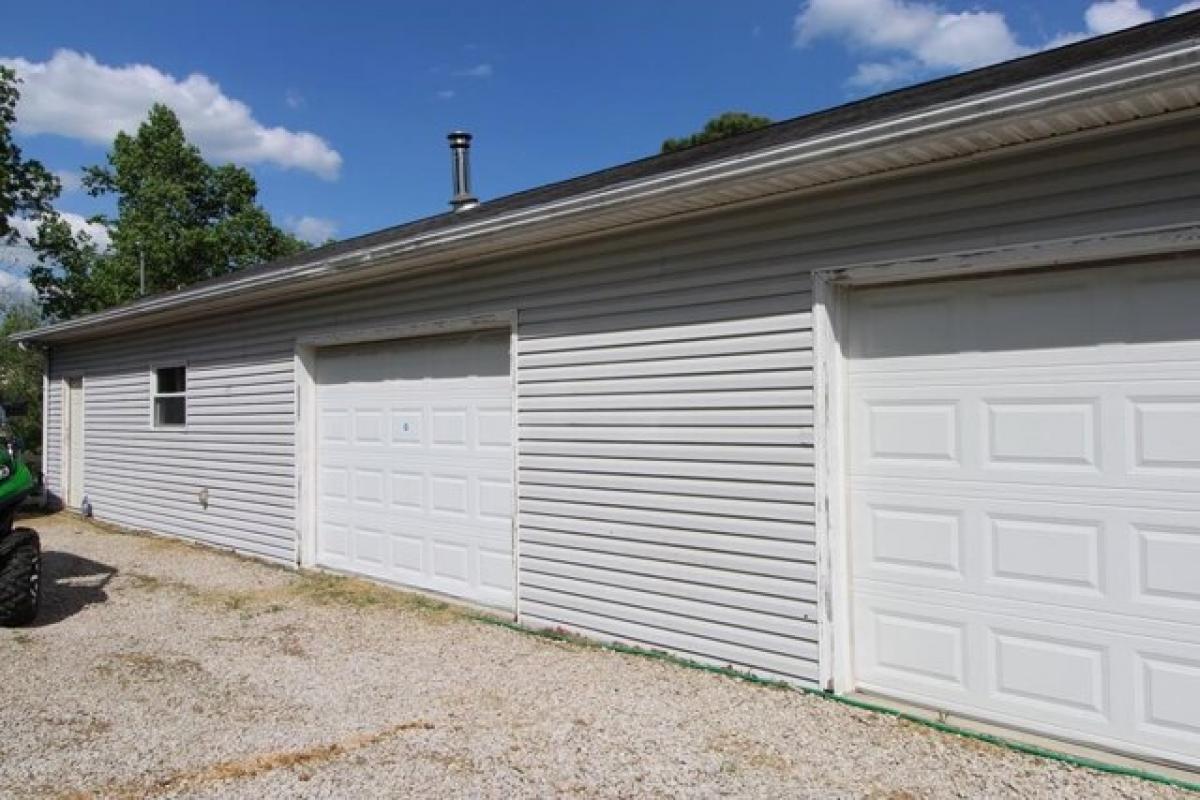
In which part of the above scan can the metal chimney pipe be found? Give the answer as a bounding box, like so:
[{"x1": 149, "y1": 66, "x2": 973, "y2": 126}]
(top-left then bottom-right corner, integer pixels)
[{"x1": 447, "y1": 131, "x2": 478, "y2": 212}]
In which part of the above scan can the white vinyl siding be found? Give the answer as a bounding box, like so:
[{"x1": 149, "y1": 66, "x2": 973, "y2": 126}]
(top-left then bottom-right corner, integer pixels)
[{"x1": 42, "y1": 117, "x2": 1200, "y2": 685}]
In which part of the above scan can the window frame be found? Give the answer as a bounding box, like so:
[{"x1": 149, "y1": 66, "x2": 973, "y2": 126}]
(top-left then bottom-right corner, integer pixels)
[{"x1": 150, "y1": 364, "x2": 188, "y2": 428}]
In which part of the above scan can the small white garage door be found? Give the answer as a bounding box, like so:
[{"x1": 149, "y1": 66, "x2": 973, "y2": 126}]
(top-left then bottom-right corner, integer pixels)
[
  {"x1": 315, "y1": 330, "x2": 514, "y2": 609},
  {"x1": 848, "y1": 261, "x2": 1200, "y2": 767}
]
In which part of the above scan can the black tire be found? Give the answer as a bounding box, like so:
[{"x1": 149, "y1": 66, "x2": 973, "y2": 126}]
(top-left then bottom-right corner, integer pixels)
[{"x1": 0, "y1": 528, "x2": 40, "y2": 626}]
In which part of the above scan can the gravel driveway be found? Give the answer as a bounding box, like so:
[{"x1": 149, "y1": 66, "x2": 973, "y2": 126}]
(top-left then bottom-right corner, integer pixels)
[{"x1": 0, "y1": 513, "x2": 1191, "y2": 799}]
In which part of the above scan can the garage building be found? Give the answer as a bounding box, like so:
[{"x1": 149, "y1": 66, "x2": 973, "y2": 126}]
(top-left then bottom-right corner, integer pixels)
[{"x1": 16, "y1": 15, "x2": 1200, "y2": 770}]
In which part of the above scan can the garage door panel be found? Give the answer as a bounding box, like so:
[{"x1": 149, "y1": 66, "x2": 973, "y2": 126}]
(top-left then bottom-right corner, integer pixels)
[
  {"x1": 856, "y1": 488, "x2": 1200, "y2": 628},
  {"x1": 1134, "y1": 523, "x2": 1200, "y2": 612},
  {"x1": 856, "y1": 585, "x2": 1200, "y2": 765},
  {"x1": 315, "y1": 331, "x2": 514, "y2": 610},
  {"x1": 852, "y1": 496, "x2": 967, "y2": 585},
  {"x1": 852, "y1": 264, "x2": 1200, "y2": 366},
  {"x1": 1136, "y1": 652, "x2": 1200, "y2": 750},
  {"x1": 853, "y1": 380, "x2": 1200, "y2": 494},
  {"x1": 848, "y1": 261, "x2": 1200, "y2": 767}
]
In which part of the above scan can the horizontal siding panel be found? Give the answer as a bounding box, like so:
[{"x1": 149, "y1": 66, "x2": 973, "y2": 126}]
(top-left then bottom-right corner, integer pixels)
[
  {"x1": 518, "y1": 371, "x2": 810, "y2": 397},
  {"x1": 521, "y1": 586, "x2": 816, "y2": 661},
  {"x1": 518, "y1": 293, "x2": 811, "y2": 339},
  {"x1": 520, "y1": 498, "x2": 814, "y2": 540},
  {"x1": 86, "y1": 459, "x2": 292, "y2": 491},
  {"x1": 520, "y1": 540, "x2": 816, "y2": 604},
  {"x1": 520, "y1": 441, "x2": 813, "y2": 465},
  {"x1": 517, "y1": 330, "x2": 812, "y2": 368},
  {"x1": 518, "y1": 408, "x2": 814, "y2": 426},
  {"x1": 520, "y1": 511, "x2": 813, "y2": 561},
  {"x1": 91, "y1": 504, "x2": 293, "y2": 562},
  {"x1": 520, "y1": 469, "x2": 809, "y2": 503},
  {"x1": 521, "y1": 528, "x2": 813, "y2": 583},
  {"x1": 85, "y1": 478, "x2": 294, "y2": 516},
  {"x1": 518, "y1": 313, "x2": 810, "y2": 354},
  {"x1": 519, "y1": 455, "x2": 815, "y2": 484},
  {"x1": 519, "y1": 601, "x2": 817, "y2": 681},
  {"x1": 521, "y1": 576, "x2": 813, "y2": 642},
  {"x1": 521, "y1": 556, "x2": 816, "y2": 621},
  {"x1": 519, "y1": 350, "x2": 811, "y2": 382},
  {"x1": 81, "y1": 436, "x2": 292, "y2": 456},
  {"x1": 518, "y1": 273, "x2": 810, "y2": 325},
  {"x1": 520, "y1": 484, "x2": 809, "y2": 524},
  {"x1": 520, "y1": 426, "x2": 810, "y2": 446},
  {"x1": 519, "y1": 389, "x2": 813, "y2": 411}
]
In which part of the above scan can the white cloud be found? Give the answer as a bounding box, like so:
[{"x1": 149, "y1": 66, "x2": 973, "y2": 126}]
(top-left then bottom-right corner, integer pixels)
[
  {"x1": 1, "y1": 50, "x2": 342, "y2": 180},
  {"x1": 287, "y1": 215, "x2": 337, "y2": 245},
  {"x1": 795, "y1": 0, "x2": 1028, "y2": 82},
  {"x1": 0, "y1": 268, "x2": 33, "y2": 300},
  {"x1": 54, "y1": 169, "x2": 82, "y2": 193},
  {"x1": 797, "y1": 0, "x2": 1172, "y2": 90},
  {"x1": 0, "y1": 243, "x2": 35, "y2": 272},
  {"x1": 455, "y1": 63, "x2": 493, "y2": 78},
  {"x1": 59, "y1": 212, "x2": 111, "y2": 249},
  {"x1": 5, "y1": 212, "x2": 111, "y2": 253},
  {"x1": 436, "y1": 89, "x2": 456, "y2": 100},
  {"x1": 284, "y1": 88, "x2": 305, "y2": 109},
  {"x1": 1048, "y1": 1, "x2": 1155, "y2": 52},
  {"x1": 6, "y1": 217, "x2": 39, "y2": 244},
  {"x1": 847, "y1": 59, "x2": 921, "y2": 88},
  {"x1": 1084, "y1": 0, "x2": 1154, "y2": 33},
  {"x1": 0, "y1": 213, "x2": 110, "y2": 294},
  {"x1": 1170, "y1": 1, "x2": 1200, "y2": 13}
]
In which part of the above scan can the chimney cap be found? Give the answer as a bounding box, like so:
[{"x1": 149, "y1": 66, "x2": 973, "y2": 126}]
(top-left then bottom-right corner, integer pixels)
[{"x1": 447, "y1": 130, "x2": 473, "y2": 147}]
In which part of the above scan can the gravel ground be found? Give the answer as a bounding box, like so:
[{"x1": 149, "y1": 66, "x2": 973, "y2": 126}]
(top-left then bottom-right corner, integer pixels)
[{"x1": 0, "y1": 512, "x2": 1192, "y2": 800}]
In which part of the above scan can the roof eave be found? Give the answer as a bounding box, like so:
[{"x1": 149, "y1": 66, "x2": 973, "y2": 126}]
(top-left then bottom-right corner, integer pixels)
[{"x1": 16, "y1": 36, "x2": 1200, "y2": 346}]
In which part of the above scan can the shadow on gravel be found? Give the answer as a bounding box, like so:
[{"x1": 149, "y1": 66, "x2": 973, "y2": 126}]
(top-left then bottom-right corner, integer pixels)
[{"x1": 33, "y1": 551, "x2": 117, "y2": 626}]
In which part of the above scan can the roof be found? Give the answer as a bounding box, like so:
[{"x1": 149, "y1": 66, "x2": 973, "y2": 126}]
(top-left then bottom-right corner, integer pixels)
[{"x1": 17, "y1": 11, "x2": 1200, "y2": 345}]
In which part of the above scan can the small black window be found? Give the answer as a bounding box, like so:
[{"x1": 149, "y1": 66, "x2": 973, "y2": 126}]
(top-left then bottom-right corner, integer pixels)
[{"x1": 153, "y1": 366, "x2": 186, "y2": 426}]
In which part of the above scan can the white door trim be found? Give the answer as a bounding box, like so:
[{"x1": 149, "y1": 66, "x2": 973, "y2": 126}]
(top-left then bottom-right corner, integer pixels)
[
  {"x1": 294, "y1": 311, "x2": 519, "y2": 615},
  {"x1": 39, "y1": 360, "x2": 48, "y2": 508},
  {"x1": 811, "y1": 230, "x2": 1200, "y2": 697},
  {"x1": 813, "y1": 273, "x2": 852, "y2": 692},
  {"x1": 61, "y1": 374, "x2": 85, "y2": 511}
]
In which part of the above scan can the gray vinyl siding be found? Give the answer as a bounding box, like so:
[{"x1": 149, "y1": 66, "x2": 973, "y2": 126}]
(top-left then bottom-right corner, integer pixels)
[{"x1": 43, "y1": 117, "x2": 1200, "y2": 685}]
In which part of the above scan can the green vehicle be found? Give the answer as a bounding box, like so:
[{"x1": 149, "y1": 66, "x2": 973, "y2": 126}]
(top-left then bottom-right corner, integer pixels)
[{"x1": 0, "y1": 405, "x2": 39, "y2": 626}]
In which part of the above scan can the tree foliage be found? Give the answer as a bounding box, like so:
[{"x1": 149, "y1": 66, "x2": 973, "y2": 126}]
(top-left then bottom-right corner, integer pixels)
[
  {"x1": 1, "y1": 66, "x2": 60, "y2": 244},
  {"x1": 30, "y1": 104, "x2": 308, "y2": 320},
  {"x1": 0, "y1": 296, "x2": 43, "y2": 456},
  {"x1": 661, "y1": 111, "x2": 773, "y2": 154}
]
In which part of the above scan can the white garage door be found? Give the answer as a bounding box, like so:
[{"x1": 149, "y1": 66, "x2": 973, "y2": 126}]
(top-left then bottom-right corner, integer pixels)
[
  {"x1": 848, "y1": 261, "x2": 1200, "y2": 767},
  {"x1": 315, "y1": 330, "x2": 514, "y2": 609}
]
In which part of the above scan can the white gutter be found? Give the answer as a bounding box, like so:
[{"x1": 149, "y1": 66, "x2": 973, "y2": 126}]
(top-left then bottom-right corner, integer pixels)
[{"x1": 16, "y1": 36, "x2": 1200, "y2": 344}]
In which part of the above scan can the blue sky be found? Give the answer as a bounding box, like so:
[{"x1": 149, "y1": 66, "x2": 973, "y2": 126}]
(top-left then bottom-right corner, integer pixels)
[{"x1": 2, "y1": 0, "x2": 1197, "y2": 291}]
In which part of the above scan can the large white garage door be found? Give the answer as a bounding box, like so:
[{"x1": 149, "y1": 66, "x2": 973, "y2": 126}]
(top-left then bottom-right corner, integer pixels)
[
  {"x1": 848, "y1": 261, "x2": 1200, "y2": 767},
  {"x1": 315, "y1": 330, "x2": 514, "y2": 609}
]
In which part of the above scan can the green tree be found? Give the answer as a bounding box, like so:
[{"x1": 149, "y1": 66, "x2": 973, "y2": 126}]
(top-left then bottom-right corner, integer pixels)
[
  {"x1": 27, "y1": 216, "x2": 119, "y2": 320},
  {"x1": 0, "y1": 296, "x2": 44, "y2": 457},
  {"x1": 661, "y1": 111, "x2": 773, "y2": 154},
  {"x1": 31, "y1": 104, "x2": 307, "y2": 319},
  {"x1": 1, "y1": 66, "x2": 60, "y2": 244}
]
